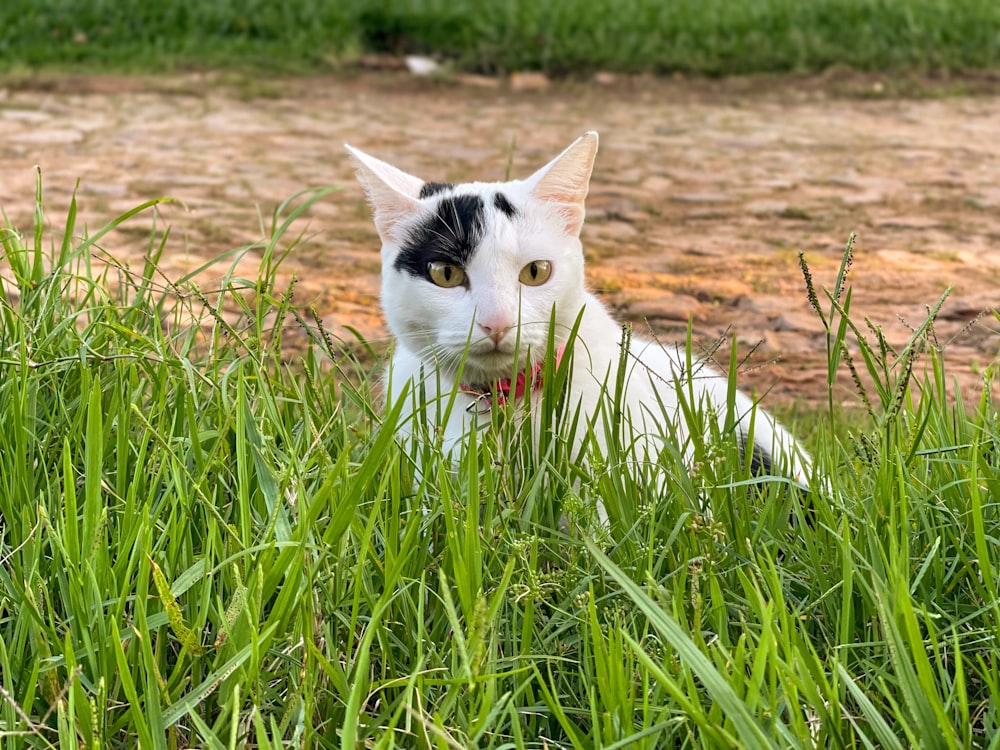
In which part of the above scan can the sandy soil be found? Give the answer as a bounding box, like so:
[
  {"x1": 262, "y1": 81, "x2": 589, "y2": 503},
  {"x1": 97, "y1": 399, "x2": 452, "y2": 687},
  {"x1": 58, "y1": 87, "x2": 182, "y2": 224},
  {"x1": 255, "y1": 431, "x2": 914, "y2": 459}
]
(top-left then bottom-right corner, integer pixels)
[{"x1": 1, "y1": 72, "x2": 998, "y2": 408}]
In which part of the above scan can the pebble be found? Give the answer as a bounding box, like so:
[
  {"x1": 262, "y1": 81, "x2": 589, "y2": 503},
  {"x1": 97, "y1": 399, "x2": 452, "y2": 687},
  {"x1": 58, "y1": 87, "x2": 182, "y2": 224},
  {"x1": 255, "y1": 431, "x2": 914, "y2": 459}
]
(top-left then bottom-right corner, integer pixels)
[
  {"x1": 81, "y1": 183, "x2": 128, "y2": 197},
  {"x1": 509, "y1": 72, "x2": 551, "y2": 91},
  {"x1": 841, "y1": 191, "x2": 884, "y2": 205},
  {"x1": 772, "y1": 311, "x2": 823, "y2": 333},
  {"x1": 745, "y1": 199, "x2": 789, "y2": 215},
  {"x1": 1, "y1": 109, "x2": 50, "y2": 122},
  {"x1": 11, "y1": 128, "x2": 83, "y2": 144},
  {"x1": 671, "y1": 192, "x2": 732, "y2": 204}
]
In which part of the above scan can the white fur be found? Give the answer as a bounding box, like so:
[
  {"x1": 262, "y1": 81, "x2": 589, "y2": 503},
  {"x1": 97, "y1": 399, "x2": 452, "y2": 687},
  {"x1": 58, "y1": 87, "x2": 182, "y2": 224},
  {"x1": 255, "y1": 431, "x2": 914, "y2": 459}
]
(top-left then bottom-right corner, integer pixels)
[{"x1": 347, "y1": 133, "x2": 813, "y2": 489}]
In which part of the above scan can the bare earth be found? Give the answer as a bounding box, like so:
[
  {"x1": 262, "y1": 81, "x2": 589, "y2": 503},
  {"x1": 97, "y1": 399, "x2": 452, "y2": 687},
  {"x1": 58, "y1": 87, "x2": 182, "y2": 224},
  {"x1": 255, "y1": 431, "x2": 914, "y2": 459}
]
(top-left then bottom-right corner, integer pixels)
[{"x1": 1, "y1": 72, "x2": 999, "y2": 408}]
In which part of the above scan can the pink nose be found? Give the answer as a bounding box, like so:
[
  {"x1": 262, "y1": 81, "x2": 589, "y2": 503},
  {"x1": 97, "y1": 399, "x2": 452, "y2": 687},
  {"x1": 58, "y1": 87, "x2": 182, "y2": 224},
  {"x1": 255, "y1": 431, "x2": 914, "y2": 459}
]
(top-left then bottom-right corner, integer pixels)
[{"x1": 478, "y1": 320, "x2": 511, "y2": 344}]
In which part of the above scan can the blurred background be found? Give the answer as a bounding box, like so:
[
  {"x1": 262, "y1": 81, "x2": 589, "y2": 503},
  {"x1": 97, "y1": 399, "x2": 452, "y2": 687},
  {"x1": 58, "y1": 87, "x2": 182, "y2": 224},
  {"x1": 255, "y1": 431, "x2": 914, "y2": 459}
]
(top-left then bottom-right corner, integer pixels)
[{"x1": 1, "y1": 0, "x2": 999, "y2": 76}]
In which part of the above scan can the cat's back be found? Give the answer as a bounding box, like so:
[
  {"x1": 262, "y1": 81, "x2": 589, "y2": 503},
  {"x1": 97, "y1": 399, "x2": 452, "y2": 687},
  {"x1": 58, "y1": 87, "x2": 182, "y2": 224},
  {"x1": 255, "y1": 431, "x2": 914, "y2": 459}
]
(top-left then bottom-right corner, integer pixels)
[{"x1": 569, "y1": 306, "x2": 689, "y2": 412}]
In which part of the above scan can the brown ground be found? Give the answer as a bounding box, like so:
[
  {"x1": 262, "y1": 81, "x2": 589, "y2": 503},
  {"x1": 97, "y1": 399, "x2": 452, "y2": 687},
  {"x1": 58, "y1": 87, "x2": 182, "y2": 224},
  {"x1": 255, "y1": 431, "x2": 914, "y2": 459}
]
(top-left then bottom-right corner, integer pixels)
[{"x1": 1, "y1": 71, "x2": 999, "y2": 408}]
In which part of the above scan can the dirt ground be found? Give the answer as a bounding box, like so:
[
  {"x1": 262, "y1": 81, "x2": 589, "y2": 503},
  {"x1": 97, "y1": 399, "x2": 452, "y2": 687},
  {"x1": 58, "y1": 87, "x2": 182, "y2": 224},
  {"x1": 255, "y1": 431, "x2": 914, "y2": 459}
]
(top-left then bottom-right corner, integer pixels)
[{"x1": 1, "y1": 72, "x2": 999, "y2": 408}]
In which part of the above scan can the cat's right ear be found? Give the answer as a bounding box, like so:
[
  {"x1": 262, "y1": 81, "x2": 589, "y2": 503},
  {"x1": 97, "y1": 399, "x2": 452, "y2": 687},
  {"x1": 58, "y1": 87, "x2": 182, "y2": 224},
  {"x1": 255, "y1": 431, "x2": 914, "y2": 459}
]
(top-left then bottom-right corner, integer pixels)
[{"x1": 345, "y1": 145, "x2": 423, "y2": 243}]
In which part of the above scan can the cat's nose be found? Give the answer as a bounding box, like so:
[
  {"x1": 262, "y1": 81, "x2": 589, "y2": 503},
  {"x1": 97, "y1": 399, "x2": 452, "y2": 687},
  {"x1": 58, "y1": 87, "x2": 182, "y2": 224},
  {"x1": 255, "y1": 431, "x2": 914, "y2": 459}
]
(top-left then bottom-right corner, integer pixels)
[{"x1": 478, "y1": 321, "x2": 511, "y2": 345}]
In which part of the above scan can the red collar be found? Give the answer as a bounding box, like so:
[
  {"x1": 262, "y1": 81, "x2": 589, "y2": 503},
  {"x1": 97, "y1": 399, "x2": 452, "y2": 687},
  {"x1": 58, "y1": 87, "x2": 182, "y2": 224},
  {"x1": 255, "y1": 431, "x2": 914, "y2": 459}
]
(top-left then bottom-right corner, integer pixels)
[{"x1": 461, "y1": 345, "x2": 565, "y2": 405}]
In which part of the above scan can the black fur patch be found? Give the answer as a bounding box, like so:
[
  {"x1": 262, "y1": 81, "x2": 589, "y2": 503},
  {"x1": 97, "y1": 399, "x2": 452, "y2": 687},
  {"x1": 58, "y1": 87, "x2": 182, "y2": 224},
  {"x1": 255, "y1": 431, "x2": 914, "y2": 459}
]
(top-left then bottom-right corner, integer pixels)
[
  {"x1": 741, "y1": 437, "x2": 815, "y2": 537},
  {"x1": 748, "y1": 443, "x2": 772, "y2": 477},
  {"x1": 493, "y1": 191, "x2": 517, "y2": 218},
  {"x1": 419, "y1": 181, "x2": 455, "y2": 199},
  {"x1": 394, "y1": 194, "x2": 486, "y2": 279}
]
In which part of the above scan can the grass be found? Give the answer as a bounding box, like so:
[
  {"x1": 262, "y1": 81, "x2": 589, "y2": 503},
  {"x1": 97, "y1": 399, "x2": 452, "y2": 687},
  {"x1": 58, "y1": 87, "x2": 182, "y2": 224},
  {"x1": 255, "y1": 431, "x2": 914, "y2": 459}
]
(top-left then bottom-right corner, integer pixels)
[
  {"x1": 1, "y1": 180, "x2": 999, "y2": 748},
  {"x1": 1, "y1": 0, "x2": 1000, "y2": 77}
]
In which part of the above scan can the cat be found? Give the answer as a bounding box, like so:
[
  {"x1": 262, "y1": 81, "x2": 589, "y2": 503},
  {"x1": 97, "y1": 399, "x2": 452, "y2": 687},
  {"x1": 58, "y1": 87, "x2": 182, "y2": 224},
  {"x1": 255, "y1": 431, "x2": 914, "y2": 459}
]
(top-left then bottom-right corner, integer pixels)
[{"x1": 346, "y1": 132, "x2": 814, "y2": 496}]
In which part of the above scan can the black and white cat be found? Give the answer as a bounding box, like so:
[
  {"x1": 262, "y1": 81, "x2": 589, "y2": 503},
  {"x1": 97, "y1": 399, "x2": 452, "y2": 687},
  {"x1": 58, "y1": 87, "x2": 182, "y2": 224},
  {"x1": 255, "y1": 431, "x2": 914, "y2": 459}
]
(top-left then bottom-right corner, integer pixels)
[{"x1": 347, "y1": 132, "x2": 813, "y2": 488}]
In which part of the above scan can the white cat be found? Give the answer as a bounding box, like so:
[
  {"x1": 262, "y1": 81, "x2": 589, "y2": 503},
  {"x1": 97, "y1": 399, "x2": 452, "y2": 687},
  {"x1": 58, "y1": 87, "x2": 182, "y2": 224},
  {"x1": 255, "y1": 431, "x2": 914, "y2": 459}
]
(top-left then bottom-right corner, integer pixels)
[{"x1": 346, "y1": 132, "x2": 813, "y2": 491}]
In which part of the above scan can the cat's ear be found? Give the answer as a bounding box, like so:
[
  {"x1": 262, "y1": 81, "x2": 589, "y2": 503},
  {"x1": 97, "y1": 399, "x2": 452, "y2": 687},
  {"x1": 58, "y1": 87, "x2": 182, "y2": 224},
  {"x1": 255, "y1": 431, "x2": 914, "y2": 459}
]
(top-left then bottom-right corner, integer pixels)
[
  {"x1": 345, "y1": 145, "x2": 423, "y2": 242},
  {"x1": 525, "y1": 131, "x2": 599, "y2": 237}
]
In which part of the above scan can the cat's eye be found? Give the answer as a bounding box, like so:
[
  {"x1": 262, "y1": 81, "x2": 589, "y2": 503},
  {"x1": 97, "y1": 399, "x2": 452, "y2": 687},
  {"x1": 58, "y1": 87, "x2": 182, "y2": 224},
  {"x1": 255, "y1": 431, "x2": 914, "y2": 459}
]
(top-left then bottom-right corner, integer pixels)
[
  {"x1": 519, "y1": 260, "x2": 552, "y2": 286},
  {"x1": 427, "y1": 261, "x2": 466, "y2": 288}
]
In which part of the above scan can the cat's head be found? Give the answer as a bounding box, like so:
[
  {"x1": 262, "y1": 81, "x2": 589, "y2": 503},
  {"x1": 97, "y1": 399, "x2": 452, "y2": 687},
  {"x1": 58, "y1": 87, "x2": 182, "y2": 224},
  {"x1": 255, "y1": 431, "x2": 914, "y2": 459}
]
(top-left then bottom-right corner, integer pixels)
[{"x1": 347, "y1": 132, "x2": 598, "y2": 383}]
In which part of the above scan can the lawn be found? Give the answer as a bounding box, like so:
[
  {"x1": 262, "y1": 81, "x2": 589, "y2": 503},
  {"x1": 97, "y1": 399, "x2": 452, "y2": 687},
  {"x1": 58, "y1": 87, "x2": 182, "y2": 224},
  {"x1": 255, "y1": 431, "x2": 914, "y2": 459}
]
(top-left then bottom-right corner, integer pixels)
[
  {"x1": 1, "y1": 181, "x2": 998, "y2": 747},
  {"x1": 1, "y1": 0, "x2": 999, "y2": 76}
]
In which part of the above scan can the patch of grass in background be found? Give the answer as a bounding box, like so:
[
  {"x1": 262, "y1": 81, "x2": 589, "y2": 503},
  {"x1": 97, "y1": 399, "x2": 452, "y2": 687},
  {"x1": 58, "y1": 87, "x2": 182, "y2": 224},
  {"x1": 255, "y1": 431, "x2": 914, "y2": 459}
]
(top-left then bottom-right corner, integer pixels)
[
  {"x1": 1, "y1": 0, "x2": 999, "y2": 77},
  {"x1": 1, "y1": 182, "x2": 999, "y2": 746}
]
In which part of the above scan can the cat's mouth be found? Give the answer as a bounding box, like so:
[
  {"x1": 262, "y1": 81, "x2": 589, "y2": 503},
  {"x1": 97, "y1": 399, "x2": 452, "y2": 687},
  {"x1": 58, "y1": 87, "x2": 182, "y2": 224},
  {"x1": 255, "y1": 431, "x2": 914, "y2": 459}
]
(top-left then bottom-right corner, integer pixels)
[
  {"x1": 453, "y1": 345, "x2": 541, "y2": 384},
  {"x1": 458, "y1": 350, "x2": 522, "y2": 382},
  {"x1": 457, "y1": 343, "x2": 566, "y2": 406}
]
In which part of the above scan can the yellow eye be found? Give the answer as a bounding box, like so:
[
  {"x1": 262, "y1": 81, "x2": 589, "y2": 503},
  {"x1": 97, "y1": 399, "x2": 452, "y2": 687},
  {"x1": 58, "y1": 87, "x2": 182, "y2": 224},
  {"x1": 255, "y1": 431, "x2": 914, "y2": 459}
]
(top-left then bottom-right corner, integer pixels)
[
  {"x1": 427, "y1": 261, "x2": 467, "y2": 288},
  {"x1": 519, "y1": 260, "x2": 552, "y2": 286}
]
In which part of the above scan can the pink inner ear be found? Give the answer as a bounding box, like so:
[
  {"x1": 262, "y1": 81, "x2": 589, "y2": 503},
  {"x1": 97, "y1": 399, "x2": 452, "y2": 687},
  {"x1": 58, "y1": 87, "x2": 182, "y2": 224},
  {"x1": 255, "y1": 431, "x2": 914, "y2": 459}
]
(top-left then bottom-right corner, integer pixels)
[
  {"x1": 357, "y1": 173, "x2": 420, "y2": 242},
  {"x1": 532, "y1": 164, "x2": 593, "y2": 205},
  {"x1": 553, "y1": 204, "x2": 586, "y2": 237},
  {"x1": 346, "y1": 145, "x2": 424, "y2": 242},
  {"x1": 531, "y1": 163, "x2": 593, "y2": 206},
  {"x1": 527, "y1": 133, "x2": 598, "y2": 236},
  {"x1": 373, "y1": 198, "x2": 420, "y2": 243}
]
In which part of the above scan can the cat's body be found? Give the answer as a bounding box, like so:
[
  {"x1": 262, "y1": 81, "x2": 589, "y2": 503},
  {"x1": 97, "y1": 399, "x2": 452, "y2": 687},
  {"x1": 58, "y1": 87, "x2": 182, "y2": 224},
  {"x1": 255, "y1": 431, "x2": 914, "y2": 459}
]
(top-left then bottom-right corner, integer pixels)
[{"x1": 348, "y1": 132, "x2": 813, "y2": 488}]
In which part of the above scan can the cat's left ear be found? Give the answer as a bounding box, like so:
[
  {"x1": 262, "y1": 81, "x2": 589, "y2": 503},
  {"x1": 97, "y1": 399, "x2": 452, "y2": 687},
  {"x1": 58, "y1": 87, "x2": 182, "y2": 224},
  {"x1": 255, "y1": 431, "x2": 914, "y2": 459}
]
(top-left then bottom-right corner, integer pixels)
[
  {"x1": 525, "y1": 131, "x2": 599, "y2": 237},
  {"x1": 346, "y1": 145, "x2": 423, "y2": 243}
]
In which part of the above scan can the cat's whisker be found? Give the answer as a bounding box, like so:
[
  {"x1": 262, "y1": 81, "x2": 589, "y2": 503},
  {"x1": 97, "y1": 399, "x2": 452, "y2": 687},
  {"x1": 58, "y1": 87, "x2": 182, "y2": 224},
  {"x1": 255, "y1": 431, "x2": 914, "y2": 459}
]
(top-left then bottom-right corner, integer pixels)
[
  {"x1": 424, "y1": 225, "x2": 459, "y2": 247},
  {"x1": 443, "y1": 200, "x2": 466, "y2": 241}
]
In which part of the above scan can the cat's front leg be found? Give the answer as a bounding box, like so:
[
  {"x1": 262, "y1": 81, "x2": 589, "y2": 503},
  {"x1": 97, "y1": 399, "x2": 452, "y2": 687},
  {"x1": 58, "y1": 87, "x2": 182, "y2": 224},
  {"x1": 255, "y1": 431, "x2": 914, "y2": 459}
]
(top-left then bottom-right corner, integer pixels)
[{"x1": 385, "y1": 345, "x2": 482, "y2": 457}]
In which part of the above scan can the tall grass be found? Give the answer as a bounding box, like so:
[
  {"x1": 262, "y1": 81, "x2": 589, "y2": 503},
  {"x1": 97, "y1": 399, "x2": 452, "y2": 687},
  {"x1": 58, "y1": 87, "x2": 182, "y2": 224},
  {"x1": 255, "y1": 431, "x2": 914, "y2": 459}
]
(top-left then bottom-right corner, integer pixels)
[
  {"x1": 1, "y1": 182, "x2": 999, "y2": 747},
  {"x1": 1, "y1": 0, "x2": 999, "y2": 76}
]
